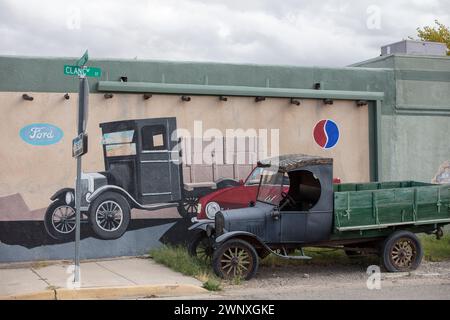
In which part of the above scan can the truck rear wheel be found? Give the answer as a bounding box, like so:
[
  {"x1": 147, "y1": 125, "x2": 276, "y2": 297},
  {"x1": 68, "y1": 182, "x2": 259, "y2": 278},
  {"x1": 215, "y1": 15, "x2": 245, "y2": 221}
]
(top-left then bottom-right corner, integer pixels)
[
  {"x1": 177, "y1": 195, "x2": 199, "y2": 218},
  {"x1": 212, "y1": 239, "x2": 259, "y2": 280},
  {"x1": 88, "y1": 192, "x2": 130, "y2": 240},
  {"x1": 381, "y1": 231, "x2": 423, "y2": 272}
]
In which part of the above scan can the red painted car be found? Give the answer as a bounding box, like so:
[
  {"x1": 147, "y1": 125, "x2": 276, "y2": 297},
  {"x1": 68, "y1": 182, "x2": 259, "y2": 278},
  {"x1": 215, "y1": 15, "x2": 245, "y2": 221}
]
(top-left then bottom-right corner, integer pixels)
[{"x1": 195, "y1": 167, "x2": 341, "y2": 220}]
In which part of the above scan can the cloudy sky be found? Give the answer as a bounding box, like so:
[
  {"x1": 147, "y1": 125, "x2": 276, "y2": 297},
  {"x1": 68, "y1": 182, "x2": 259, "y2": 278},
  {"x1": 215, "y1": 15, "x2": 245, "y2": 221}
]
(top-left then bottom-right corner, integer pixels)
[{"x1": 0, "y1": 0, "x2": 448, "y2": 66}]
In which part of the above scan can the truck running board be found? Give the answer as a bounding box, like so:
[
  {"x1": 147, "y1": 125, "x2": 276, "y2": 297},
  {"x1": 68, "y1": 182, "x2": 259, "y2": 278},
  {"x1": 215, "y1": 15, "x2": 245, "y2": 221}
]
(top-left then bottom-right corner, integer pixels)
[
  {"x1": 137, "y1": 202, "x2": 179, "y2": 211},
  {"x1": 267, "y1": 247, "x2": 312, "y2": 260}
]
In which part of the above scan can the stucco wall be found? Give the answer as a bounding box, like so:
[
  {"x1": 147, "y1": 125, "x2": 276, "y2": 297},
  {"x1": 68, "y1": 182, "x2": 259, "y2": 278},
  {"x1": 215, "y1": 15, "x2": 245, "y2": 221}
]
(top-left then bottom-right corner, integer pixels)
[{"x1": 0, "y1": 91, "x2": 370, "y2": 216}]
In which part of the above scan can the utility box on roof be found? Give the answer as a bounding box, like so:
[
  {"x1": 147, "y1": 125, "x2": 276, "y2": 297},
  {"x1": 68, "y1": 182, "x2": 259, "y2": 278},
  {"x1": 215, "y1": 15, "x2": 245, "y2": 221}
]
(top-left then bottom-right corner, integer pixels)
[{"x1": 381, "y1": 40, "x2": 447, "y2": 56}]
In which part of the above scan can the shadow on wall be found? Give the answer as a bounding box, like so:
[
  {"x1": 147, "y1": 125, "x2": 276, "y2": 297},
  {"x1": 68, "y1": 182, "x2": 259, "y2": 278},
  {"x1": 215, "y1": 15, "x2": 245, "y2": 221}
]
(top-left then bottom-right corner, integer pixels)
[
  {"x1": 0, "y1": 192, "x2": 197, "y2": 262},
  {"x1": 0, "y1": 217, "x2": 197, "y2": 263}
]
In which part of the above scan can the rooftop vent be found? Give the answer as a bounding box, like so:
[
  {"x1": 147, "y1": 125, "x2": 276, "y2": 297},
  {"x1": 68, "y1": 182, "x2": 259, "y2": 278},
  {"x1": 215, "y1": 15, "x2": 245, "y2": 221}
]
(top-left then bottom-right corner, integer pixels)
[{"x1": 381, "y1": 40, "x2": 447, "y2": 56}]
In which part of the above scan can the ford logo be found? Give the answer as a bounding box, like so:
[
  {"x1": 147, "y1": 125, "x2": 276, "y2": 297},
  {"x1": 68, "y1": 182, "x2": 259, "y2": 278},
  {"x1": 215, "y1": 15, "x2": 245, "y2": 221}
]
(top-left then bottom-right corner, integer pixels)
[{"x1": 20, "y1": 123, "x2": 64, "y2": 146}]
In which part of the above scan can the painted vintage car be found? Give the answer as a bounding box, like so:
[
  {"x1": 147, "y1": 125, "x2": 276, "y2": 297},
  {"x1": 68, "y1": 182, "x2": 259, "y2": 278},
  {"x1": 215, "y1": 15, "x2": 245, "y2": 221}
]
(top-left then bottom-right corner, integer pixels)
[
  {"x1": 44, "y1": 117, "x2": 235, "y2": 241},
  {"x1": 189, "y1": 154, "x2": 450, "y2": 280},
  {"x1": 195, "y1": 166, "x2": 340, "y2": 220}
]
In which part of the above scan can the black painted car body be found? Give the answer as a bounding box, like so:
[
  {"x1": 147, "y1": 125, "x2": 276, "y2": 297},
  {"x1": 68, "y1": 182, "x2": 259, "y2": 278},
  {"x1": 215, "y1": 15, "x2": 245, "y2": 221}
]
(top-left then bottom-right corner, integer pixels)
[{"x1": 45, "y1": 117, "x2": 183, "y2": 240}]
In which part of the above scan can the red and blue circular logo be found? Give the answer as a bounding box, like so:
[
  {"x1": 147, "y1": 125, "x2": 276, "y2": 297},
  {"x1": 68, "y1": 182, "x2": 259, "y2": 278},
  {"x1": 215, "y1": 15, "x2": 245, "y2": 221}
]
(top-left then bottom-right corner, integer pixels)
[{"x1": 313, "y1": 119, "x2": 340, "y2": 149}]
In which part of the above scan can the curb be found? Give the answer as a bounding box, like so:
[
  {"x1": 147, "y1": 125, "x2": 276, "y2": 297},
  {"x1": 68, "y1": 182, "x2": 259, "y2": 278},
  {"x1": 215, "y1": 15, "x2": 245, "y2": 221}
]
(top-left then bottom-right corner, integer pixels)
[
  {"x1": 1, "y1": 290, "x2": 56, "y2": 300},
  {"x1": 1, "y1": 284, "x2": 208, "y2": 300}
]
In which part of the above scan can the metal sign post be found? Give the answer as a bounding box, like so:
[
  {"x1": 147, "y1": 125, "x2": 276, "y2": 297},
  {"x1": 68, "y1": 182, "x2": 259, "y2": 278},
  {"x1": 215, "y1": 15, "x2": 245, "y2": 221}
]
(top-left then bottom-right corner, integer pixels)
[
  {"x1": 74, "y1": 73, "x2": 88, "y2": 284},
  {"x1": 64, "y1": 50, "x2": 100, "y2": 286}
]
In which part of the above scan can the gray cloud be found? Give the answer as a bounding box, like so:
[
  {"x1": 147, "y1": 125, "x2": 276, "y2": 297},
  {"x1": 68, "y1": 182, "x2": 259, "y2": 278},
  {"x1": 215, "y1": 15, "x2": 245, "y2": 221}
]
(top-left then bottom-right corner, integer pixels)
[{"x1": 0, "y1": 0, "x2": 448, "y2": 66}]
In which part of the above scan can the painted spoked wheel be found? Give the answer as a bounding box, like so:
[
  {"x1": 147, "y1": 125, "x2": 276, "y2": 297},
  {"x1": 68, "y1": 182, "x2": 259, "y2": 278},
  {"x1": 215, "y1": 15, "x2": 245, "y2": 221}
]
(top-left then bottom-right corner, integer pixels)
[
  {"x1": 188, "y1": 232, "x2": 213, "y2": 262},
  {"x1": 381, "y1": 230, "x2": 423, "y2": 272},
  {"x1": 177, "y1": 195, "x2": 199, "y2": 218},
  {"x1": 44, "y1": 199, "x2": 76, "y2": 241},
  {"x1": 88, "y1": 192, "x2": 130, "y2": 240},
  {"x1": 212, "y1": 239, "x2": 259, "y2": 280}
]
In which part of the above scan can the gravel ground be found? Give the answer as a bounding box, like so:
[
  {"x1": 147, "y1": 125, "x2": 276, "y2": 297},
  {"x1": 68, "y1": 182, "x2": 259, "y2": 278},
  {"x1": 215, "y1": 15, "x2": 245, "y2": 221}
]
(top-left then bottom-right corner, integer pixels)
[
  {"x1": 215, "y1": 259, "x2": 450, "y2": 300},
  {"x1": 155, "y1": 259, "x2": 450, "y2": 300}
]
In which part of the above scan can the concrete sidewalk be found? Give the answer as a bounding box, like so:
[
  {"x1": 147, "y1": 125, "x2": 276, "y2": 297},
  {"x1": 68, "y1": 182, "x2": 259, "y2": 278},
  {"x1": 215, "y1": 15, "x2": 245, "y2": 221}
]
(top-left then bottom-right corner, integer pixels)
[{"x1": 0, "y1": 257, "x2": 207, "y2": 299}]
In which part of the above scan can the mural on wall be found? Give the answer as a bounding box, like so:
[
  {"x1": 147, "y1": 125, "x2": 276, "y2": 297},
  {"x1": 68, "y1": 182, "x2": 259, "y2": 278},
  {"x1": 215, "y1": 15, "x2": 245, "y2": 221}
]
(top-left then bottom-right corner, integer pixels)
[
  {"x1": 1, "y1": 117, "x2": 258, "y2": 262},
  {"x1": 19, "y1": 123, "x2": 64, "y2": 146},
  {"x1": 313, "y1": 119, "x2": 340, "y2": 149},
  {"x1": 433, "y1": 161, "x2": 450, "y2": 184},
  {"x1": 0, "y1": 96, "x2": 373, "y2": 263}
]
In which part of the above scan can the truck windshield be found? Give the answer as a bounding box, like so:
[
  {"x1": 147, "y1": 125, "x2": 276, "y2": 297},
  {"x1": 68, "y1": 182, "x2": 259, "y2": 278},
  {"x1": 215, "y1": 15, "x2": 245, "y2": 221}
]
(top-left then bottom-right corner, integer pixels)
[
  {"x1": 256, "y1": 170, "x2": 285, "y2": 205},
  {"x1": 245, "y1": 167, "x2": 264, "y2": 186},
  {"x1": 102, "y1": 130, "x2": 136, "y2": 157}
]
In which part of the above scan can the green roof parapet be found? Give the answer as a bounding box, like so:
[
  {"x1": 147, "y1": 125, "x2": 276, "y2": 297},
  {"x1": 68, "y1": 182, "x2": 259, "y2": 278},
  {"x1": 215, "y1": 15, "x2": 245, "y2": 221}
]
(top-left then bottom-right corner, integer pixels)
[{"x1": 97, "y1": 81, "x2": 385, "y2": 101}]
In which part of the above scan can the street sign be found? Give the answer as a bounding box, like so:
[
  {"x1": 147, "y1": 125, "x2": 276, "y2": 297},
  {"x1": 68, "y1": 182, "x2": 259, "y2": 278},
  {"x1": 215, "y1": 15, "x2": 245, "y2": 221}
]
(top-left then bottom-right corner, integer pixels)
[
  {"x1": 76, "y1": 50, "x2": 89, "y2": 66},
  {"x1": 72, "y1": 132, "x2": 88, "y2": 158},
  {"x1": 64, "y1": 65, "x2": 102, "y2": 77}
]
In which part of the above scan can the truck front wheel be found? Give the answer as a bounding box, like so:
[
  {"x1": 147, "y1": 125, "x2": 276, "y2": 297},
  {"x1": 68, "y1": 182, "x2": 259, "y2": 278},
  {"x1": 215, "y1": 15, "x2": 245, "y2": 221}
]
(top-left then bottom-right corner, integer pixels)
[
  {"x1": 188, "y1": 232, "x2": 213, "y2": 262},
  {"x1": 44, "y1": 199, "x2": 76, "y2": 241},
  {"x1": 212, "y1": 239, "x2": 259, "y2": 280},
  {"x1": 381, "y1": 230, "x2": 423, "y2": 272},
  {"x1": 88, "y1": 192, "x2": 130, "y2": 240}
]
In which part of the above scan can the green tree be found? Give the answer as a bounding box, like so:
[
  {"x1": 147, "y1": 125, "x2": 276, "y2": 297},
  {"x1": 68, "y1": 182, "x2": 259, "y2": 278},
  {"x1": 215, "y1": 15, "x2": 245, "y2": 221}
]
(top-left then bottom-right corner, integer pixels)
[{"x1": 412, "y1": 20, "x2": 450, "y2": 55}]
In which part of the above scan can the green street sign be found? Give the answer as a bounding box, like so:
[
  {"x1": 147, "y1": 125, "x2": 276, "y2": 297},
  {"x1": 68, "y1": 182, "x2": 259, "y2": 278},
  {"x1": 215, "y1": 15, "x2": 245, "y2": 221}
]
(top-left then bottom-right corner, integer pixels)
[
  {"x1": 64, "y1": 65, "x2": 102, "y2": 78},
  {"x1": 76, "y1": 50, "x2": 89, "y2": 66}
]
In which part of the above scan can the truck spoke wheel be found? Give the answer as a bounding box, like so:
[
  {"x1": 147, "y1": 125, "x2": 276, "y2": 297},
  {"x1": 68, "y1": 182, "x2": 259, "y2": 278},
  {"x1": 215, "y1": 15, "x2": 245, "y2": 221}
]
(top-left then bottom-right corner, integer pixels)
[
  {"x1": 381, "y1": 230, "x2": 423, "y2": 272},
  {"x1": 183, "y1": 196, "x2": 198, "y2": 215},
  {"x1": 95, "y1": 200, "x2": 123, "y2": 232},
  {"x1": 213, "y1": 239, "x2": 259, "y2": 280},
  {"x1": 390, "y1": 238, "x2": 417, "y2": 270},
  {"x1": 188, "y1": 232, "x2": 213, "y2": 262},
  {"x1": 88, "y1": 192, "x2": 130, "y2": 240},
  {"x1": 52, "y1": 206, "x2": 76, "y2": 234},
  {"x1": 44, "y1": 200, "x2": 77, "y2": 241},
  {"x1": 177, "y1": 195, "x2": 199, "y2": 218}
]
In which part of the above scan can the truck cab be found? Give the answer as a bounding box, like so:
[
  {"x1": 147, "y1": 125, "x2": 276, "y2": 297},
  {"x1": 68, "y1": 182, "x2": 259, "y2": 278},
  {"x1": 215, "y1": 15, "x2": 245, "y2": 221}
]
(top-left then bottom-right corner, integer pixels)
[
  {"x1": 45, "y1": 117, "x2": 183, "y2": 240},
  {"x1": 189, "y1": 154, "x2": 450, "y2": 280}
]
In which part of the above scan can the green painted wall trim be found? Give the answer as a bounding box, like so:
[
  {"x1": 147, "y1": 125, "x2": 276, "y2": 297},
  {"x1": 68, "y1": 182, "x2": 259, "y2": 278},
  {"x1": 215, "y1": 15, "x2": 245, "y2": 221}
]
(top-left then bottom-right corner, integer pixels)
[
  {"x1": 0, "y1": 55, "x2": 396, "y2": 114},
  {"x1": 97, "y1": 81, "x2": 385, "y2": 101},
  {"x1": 395, "y1": 70, "x2": 450, "y2": 82}
]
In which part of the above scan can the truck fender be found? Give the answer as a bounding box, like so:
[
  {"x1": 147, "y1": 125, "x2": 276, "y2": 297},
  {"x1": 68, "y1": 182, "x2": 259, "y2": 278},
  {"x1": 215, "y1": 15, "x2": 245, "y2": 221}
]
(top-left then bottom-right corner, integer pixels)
[
  {"x1": 50, "y1": 188, "x2": 74, "y2": 201},
  {"x1": 215, "y1": 231, "x2": 266, "y2": 247},
  {"x1": 188, "y1": 220, "x2": 214, "y2": 232},
  {"x1": 86, "y1": 185, "x2": 137, "y2": 208}
]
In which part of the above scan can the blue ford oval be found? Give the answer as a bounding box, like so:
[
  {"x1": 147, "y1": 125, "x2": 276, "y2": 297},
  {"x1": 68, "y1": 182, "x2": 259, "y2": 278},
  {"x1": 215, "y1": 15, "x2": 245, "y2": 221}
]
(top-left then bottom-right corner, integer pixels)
[{"x1": 20, "y1": 123, "x2": 64, "y2": 146}]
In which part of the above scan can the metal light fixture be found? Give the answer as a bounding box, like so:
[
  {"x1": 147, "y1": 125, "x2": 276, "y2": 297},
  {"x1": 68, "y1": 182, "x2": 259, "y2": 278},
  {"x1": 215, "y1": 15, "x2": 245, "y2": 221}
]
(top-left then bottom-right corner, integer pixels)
[
  {"x1": 120, "y1": 76, "x2": 128, "y2": 82},
  {"x1": 64, "y1": 93, "x2": 70, "y2": 100},
  {"x1": 219, "y1": 96, "x2": 228, "y2": 101},
  {"x1": 181, "y1": 95, "x2": 191, "y2": 102},
  {"x1": 104, "y1": 93, "x2": 114, "y2": 99},
  {"x1": 356, "y1": 100, "x2": 368, "y2": 107},
  {"x1": 22, "y1": 93, "x2": 34, "y2": 101},
  {"x1": 290, "y1": 98, "x2": 301, "y2": 106},
  {"x1": 323, "y1": 98, "x2": 334, "y2": 105},
  {"x1": 255, "y1": 96, "x2": 266, "y2": 102},
  {"x1": 143, "y1": 94, "x2": 152, "y2": 100},
  {"x1": 314, "y1": 82, "x2": 321, "y2": 90}
]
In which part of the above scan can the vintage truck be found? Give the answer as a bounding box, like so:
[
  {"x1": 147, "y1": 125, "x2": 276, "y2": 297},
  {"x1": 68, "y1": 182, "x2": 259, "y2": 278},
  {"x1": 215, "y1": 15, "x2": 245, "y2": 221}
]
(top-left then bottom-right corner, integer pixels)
[
  {"x1": 189, "y1": 154, "x2": 450, "y2": 280},
  {"x1": 44, "y1": 117, "x2": 238, "y2": 240}
]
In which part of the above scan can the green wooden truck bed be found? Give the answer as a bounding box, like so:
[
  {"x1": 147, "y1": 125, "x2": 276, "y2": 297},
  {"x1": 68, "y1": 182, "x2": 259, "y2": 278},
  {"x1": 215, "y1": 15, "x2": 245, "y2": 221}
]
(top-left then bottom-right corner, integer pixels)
[{"x1": 333, "y1": 181, "x2": 450, "y2": 233}]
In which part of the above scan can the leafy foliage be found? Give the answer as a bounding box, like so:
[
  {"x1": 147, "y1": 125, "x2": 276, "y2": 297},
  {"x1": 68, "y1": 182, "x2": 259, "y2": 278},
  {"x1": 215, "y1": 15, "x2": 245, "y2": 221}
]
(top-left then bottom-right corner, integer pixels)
[{"x1": 411, "y1": 20, "x2": 450, "y2": 55}]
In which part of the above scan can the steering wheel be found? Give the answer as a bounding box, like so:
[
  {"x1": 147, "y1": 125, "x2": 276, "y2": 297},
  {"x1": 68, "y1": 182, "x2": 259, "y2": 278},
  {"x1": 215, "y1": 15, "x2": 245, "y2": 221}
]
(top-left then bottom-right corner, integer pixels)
[{"x1": 281, "y1": 191, "x2": 297, "y2": 207}]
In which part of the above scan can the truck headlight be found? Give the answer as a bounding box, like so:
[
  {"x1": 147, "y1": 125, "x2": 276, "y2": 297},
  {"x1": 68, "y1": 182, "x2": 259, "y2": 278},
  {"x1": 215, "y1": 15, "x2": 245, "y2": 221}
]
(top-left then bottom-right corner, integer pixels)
[
  {"x1": 205, "y1": 202, "x2": 221, "y2": 219},
  {"x1": 65, "y1": 191, "x2": 74, "y2": 205}
]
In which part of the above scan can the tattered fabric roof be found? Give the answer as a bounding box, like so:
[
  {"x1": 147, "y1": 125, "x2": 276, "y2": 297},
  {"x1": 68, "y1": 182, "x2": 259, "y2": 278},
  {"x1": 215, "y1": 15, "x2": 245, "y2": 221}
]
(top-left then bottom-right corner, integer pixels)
[{"x1": 257, "y1": 154, "x2": 333, "y2": 172}]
